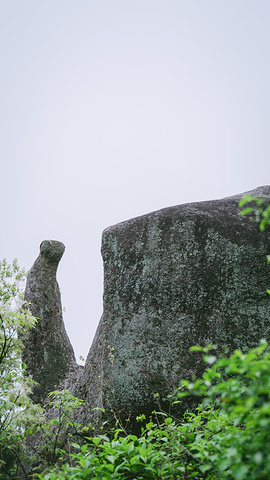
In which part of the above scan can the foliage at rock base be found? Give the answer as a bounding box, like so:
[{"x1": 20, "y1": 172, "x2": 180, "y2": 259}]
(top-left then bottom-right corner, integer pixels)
[
  {"x1": 0, "y1": 259, "x2": 42, "y2": 478},
  {"x1": 38, "y1": 340, "x2": 270, "y2": 480}
]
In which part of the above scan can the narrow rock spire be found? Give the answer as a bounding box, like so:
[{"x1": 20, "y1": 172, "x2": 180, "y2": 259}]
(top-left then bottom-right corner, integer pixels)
[{"x1": 23, "y1": 240, "x2": 76, "y2": 403}]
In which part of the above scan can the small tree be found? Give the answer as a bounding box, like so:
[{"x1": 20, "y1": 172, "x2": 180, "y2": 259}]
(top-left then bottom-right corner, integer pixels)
[{"x1": 0, "y1": 259, "x2": 43, "y2": 478}]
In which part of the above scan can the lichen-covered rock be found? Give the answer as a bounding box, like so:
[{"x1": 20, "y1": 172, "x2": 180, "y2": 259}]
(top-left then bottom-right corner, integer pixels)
[
  {"x1": 83, "y1": 186, "x2": 270, "y2": 427},
  {"x1": 23, "y1": 240, "x2": 77, "y2": 403},
  {"x1": 22, "y1": 187, "x2": 270, "y2": 431}
]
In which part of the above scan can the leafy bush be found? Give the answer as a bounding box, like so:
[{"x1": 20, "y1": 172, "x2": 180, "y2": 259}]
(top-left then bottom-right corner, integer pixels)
[
  {"x1": 0, "y1": 259, "x2": 43, "y2": 478},
  {"x1": 25, "y1": 390, "x2": 86, "y2": 476},
  {"x1": 38, "y1": 341, "x2": 270, "y2": 480},
  {"x1": 0, "y1": 259, "x2": 92, "y2": 479},
  {"x1": 179, "y1": 341, "x2": 270, "y2": 479},
  {"x1": 239, "y1": 193, "x2": 270, "y2": 231}
]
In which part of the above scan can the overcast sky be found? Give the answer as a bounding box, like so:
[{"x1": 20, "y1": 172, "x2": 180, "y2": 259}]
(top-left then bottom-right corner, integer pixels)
[{"x1": 1, "y1": 0, "x2": 269, "y2": 363}]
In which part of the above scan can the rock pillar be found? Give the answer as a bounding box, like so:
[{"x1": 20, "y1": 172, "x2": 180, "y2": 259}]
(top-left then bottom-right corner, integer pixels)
[{"x1": 23, "y1": 240, "x2": 76, "y2": 403}]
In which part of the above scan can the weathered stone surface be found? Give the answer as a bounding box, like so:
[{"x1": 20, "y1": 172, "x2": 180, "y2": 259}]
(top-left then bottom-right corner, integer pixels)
[
  {"x1": 82, "y1": 186, "x2": 270, "y2": 427},
  {"x1": 23, "y1": 240, "x2": 77, "y2": 403},
  {"x1": 22, "y1": 187, "x2": 270, "y2": 431}
]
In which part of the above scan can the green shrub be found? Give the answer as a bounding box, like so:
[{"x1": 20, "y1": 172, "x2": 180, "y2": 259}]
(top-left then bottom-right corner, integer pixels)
[
  {"x1": 38, "y1": 341, "x2": 270, "y2": 480},
  {"x1": 0, "y1": 259, "x2": 43, "y2": 478},
  {"x1": 0, "y1": 260, "x2": 85, "y2": 478}
]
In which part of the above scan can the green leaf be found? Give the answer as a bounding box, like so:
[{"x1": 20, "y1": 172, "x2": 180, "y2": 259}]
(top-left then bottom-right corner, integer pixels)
[
  {"x1": 91, "y1": 437, "x2": 102, "y2": 447},
  {"x1": 189, "y1": 345, "x2": 205, "y2": 352},
  {"x1": 127, "y1": 443, "x2": 134, "y2": 455},
  {"x1": 240, "y1": 207, "x2": 254, "y2": 215},
  {"x1": 239, "y1": 194, "x2": 258, "y2": 207},
  {"x1": 107, "y1": 455, "x2": 115, "y2": 464},
  {"x1": 204, "y1": 355, "x2": 217, "y2": 365}
]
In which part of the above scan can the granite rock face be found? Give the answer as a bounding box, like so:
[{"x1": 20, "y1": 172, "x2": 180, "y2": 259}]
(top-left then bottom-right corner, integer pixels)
[
  {"x1": 23, "y1": 240, "x2": 77, "y2": 403},
  {"x1": 82, "y1": 186, "x2": 270, "y2": 425},
  {"x1": 23, "y1": 187, "x2": 270, "y2": 429}
]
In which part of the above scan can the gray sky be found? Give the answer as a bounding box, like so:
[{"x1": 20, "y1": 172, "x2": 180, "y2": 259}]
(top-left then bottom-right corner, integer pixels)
[{"x1": 1, "y1": 0, "x2": 269, "y2": 363}]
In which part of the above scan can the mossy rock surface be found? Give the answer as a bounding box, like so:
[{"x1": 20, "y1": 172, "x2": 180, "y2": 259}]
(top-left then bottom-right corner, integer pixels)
[
  {"x1": 23, "y1": 187, "x2": 270, "y2": 431},
  {"x1": 83, "y1": 186, "x2": 270, "y2": 428}
]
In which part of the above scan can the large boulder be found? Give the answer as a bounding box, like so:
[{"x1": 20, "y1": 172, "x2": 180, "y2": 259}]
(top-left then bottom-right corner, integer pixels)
[
  {"x1": 82, "y1": 186, "x2": 270, "y2": 427},
  {"x1": 23, "y1": 240, "x2": 77, "y2": 403}
]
